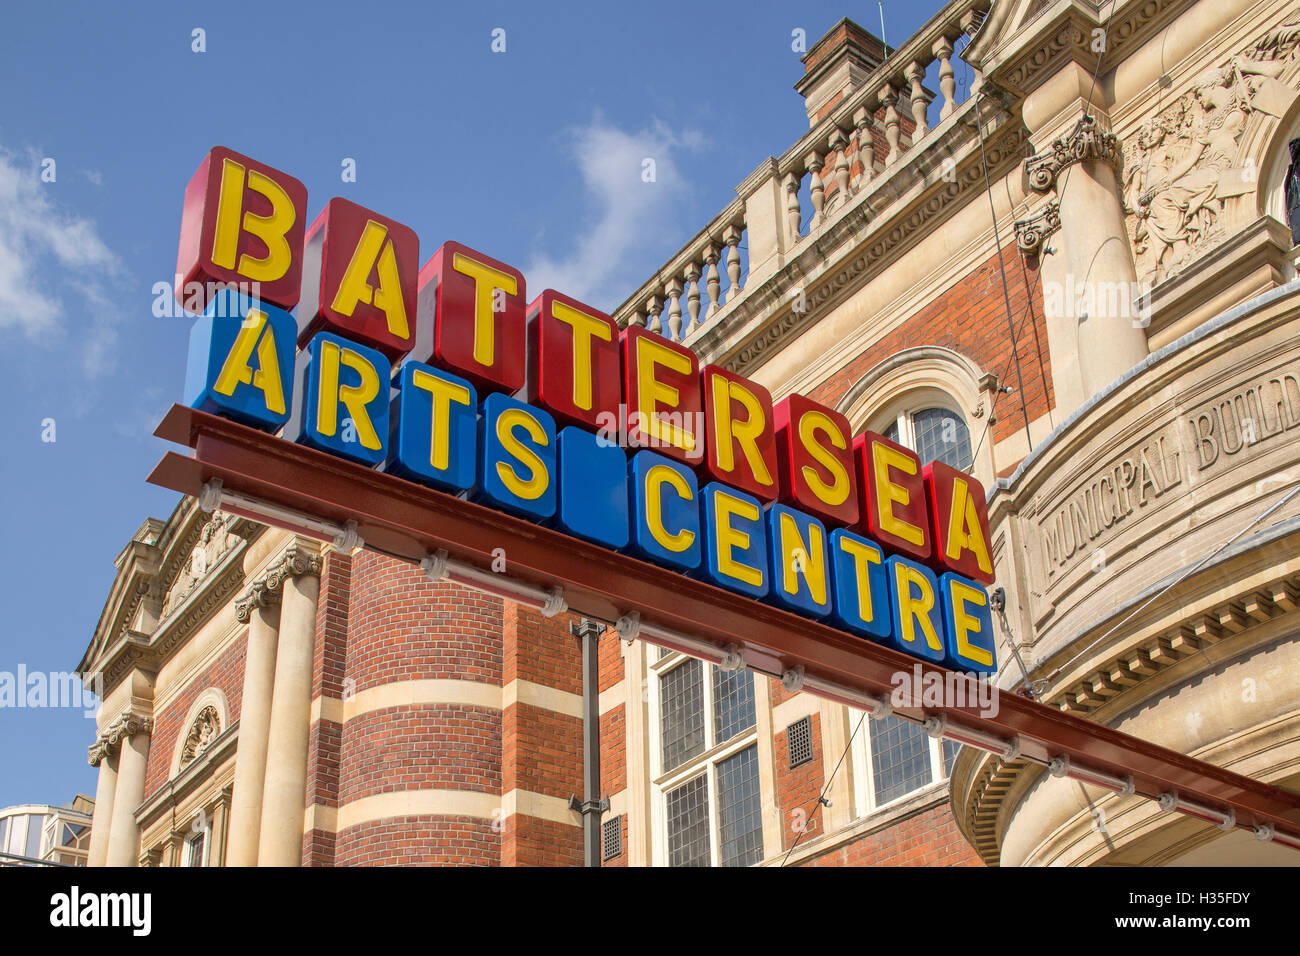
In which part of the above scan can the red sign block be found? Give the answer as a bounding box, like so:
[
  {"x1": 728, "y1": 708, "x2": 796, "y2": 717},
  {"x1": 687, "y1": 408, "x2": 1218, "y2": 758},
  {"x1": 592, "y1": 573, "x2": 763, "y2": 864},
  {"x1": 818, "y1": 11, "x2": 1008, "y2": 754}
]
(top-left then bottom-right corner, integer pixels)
[
  {"x1": 773, "y1": 395, "x2": 857, "y2": 527},
  {"x1": 525, "y1": 290, "x2": 620, "y2": 431},
  {"x1": 924, "y1": 460, "x2": 995, "y2": 583},
  {"x1": 298, "y1": 198, "x2": 419, "y2": 361},
  {"x1": 620, "y1": 326, "x2": 702, "y2": 466},
  {"x1": 701, "y1": 365, "x2": 778, "y2": 501},
  {"x1": 416, "y1": 241, "x2": 526, "y2": 394},
  {"x1": 854, "y1": 430, "x2": 931, "y2": 562},
  {"x1": 175, "y1": 146, "x2": 308, "y2": 312}
]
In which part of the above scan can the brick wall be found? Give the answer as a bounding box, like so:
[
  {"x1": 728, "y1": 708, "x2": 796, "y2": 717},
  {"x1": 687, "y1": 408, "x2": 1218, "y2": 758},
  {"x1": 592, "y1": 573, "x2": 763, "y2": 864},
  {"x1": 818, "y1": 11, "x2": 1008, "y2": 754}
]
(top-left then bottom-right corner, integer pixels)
[
  {"x1": 799, "y1": 800, "x2": 983, "y2": 867},
  {"x1": 144, "y1": 632, "x2": 246, "y2": 800},
  {"x1": 774, "y1": 711, "x2": 825, "y2": 850},
  {"x1": 808, "y1": 245, "x2": 1052, "y2": 447}
]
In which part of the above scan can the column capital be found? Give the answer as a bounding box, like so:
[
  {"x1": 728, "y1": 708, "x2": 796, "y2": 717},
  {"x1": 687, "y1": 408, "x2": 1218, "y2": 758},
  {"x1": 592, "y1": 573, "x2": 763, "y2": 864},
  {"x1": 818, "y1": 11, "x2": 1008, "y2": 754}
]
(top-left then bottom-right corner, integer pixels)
[
  {"x1": 89, "y1": 711, "x2": 152, "y2": 764},
  {"x1": 238, "y1": 543, "x2": 323, "y2": 622},
  {"x1": 1014, "y1": 201, "x2": 1061, "y2": 257},
  {"x1": 235, "y1": 579, "x2": 282, "y2": 623},
  {"x1": 1024, "y1": 113, "x2": 1121, "y2": 194}
]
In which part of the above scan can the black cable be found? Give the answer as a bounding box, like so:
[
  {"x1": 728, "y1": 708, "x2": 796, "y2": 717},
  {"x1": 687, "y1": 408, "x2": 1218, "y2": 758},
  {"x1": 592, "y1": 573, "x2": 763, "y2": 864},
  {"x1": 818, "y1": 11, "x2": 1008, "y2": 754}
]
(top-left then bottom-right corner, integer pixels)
[{"x1": 779, "y1": 710, "x2": 868, "y2": 866}]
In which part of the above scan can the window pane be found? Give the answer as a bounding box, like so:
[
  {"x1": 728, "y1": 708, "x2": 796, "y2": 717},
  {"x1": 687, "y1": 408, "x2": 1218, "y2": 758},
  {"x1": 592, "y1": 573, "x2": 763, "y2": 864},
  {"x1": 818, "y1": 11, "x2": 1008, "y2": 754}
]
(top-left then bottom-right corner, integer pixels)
[
  {"x1": 870, "y1": 714, "x2": 933, "y2": 805},
  {"x1": 666, "y1": 775, "x2": 710, "y2": 867},
  {"x1": 660, "y1": 658, "x2": 706, "y2": 772},
  {"x1": 0, "y1": 818, "x2": 8, "y2": 852},
  {"x1": 884, "y1": 420, "x2": 900, "y2": 443},
  {"x1": 712, "y1": 667, "x2": 756, "y2": 744},
  {"x1": 912, "y1": 408, "x2": 973, "y2": 472},
  {"x1": 716, "y1": 746, "x2": 763, "y2": 867},
  {"x1": 943, "y1": 740, "x2": 962, "y2": 776},
  {"x1": 25, "y1": 816, "x2": 42, "y2": 858}
]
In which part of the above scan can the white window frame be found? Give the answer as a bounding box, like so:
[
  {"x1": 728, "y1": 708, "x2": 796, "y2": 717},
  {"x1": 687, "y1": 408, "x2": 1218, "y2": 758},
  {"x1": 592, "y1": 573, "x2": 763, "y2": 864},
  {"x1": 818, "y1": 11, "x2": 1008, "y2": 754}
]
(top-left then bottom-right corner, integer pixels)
[
  {"x1": 648, "y1": 649, "x2": 763, "y2": 867},
  {"x1": 849, "y1": 709, "x2": 961, "y2": 816},
  {"x1": 183, "y1": 820, "x2": 212, "y2": 868}
]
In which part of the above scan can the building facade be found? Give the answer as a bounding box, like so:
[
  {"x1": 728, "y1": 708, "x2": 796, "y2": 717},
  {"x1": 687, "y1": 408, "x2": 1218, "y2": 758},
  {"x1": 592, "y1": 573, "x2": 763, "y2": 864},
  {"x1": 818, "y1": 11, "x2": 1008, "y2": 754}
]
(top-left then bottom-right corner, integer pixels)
[
  {"x1": 0, "y1": 798, "x2": 93, "y2": 866},
  {"x1": 78, "y1": 0, "x2": 1300, "y2": 866}
]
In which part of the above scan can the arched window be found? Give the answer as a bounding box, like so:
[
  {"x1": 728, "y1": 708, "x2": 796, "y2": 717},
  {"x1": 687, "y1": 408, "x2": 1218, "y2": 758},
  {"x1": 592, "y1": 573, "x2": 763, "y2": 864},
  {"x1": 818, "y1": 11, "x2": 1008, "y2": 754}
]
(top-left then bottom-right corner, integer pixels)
[
  {"x1": 882, "y1": 406, "x2": 974, "y2": 472},
  {"x1": 1286, "y1": 137, "x2": 1300, "y2": 245}
]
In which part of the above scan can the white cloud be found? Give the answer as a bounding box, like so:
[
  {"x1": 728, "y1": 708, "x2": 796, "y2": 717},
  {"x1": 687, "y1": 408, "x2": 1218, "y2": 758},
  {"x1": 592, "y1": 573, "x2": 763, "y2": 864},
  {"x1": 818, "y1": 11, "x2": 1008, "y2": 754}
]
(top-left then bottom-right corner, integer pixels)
[
  {"x1": 0, "y1": 147, "x2": 122, "y2": 375},
  {"x1": 525, "y1": 115, "x2": 706, "y2": 312}
]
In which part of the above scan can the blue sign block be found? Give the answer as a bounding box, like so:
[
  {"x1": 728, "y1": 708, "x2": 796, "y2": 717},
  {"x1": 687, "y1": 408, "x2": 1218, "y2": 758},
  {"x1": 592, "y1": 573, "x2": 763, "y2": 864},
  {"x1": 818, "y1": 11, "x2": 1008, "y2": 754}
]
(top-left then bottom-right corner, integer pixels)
[
  {"x1": 385, "y1": 360, "x2": 478, "y2": 494},
  {"x1": 289, "y1": 331, "x2": 390, "y2": 466},
  {"x1": 766, "y1": 504, "x2": 827, "y2": 615},
  {"x1": 184, "y1": 290, "x2": 296, "y2": 431},
  {"x1": 478, "y1": 393, "x2": 556, "y2": 520},
  {"x1": 828, "y1": 529, "x2": 891, "y2": 642},
  {"x1": 939, "y1": 572, "x2": 997, "y2": 674},
  {"x1": 885, "y1": 555, "x2": 945, "y2": 664},
  {"x1": 700, "y1": 483, "x2": 767, "y2": 599},
  {"x1": 557, "y1": 427, "x2": 628, "y2": 549},
  {"x1": 628, "y1": 450, "x2": 700, "y2": 571}
]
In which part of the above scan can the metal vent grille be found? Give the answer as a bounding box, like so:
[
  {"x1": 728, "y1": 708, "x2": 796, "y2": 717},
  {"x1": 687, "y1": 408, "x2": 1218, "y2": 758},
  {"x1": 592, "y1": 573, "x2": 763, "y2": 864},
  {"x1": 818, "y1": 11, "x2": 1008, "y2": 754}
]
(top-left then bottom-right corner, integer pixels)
[
  {"x1": 602, "y1": 815, "x2": 622, "y2": 862},
  {"x1": 788, "y1": 716, "x2": 813, "y2": 768}
]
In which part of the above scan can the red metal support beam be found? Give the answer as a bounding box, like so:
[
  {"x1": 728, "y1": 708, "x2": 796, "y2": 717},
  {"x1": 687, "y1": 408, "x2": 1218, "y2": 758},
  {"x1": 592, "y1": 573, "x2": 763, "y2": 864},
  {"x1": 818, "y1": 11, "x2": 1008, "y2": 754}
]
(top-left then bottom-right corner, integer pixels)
[{"x1": 148, "y1": 405, "x2": 1300, "y2": 845}]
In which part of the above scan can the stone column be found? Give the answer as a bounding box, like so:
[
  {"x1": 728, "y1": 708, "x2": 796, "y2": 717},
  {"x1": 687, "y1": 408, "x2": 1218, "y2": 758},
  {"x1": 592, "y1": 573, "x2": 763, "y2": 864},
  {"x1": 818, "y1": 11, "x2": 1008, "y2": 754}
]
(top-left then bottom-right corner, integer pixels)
[
  {"x1": 103, "y1": 715, "x2": 152, "y2": 867},
  {"x1": 226, "y1": 586, "x2": 282, "y2": 866},
  {"x1": 1023, "y1": 66, "x2": 1148, "y2": 417},
  {"x1": 257, "y1": 545, "x2": 322, "y2": 866},
  {"x1": 86, "y1": 744, "x2": 118, "y2": 867}
]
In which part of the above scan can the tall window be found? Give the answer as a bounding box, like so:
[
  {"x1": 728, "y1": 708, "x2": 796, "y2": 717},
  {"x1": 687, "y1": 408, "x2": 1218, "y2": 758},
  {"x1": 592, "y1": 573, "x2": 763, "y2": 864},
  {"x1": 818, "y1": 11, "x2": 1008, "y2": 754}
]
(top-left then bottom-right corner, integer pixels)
[
  {"x1": 653, "y1": 652, "x2": 763, "y2": 867},
  {"x1": 865, "y1": 401, "x2": 973, "y2": 800},
  {"x1": 183, "y1": 823, "x2": 210, "y2": 867}
]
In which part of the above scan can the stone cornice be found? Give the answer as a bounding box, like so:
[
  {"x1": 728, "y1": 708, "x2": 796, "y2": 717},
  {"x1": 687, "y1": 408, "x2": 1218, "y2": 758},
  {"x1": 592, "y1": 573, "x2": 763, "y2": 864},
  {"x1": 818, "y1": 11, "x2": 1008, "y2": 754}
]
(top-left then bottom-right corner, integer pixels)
[{"x1": 1024, "y1": 112, "x2": 1121, "y2": 193}]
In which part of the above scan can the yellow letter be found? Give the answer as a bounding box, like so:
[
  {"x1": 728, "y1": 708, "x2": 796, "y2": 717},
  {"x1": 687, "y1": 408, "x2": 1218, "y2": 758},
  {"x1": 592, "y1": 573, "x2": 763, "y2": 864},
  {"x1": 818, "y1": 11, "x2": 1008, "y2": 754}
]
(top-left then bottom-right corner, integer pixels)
[
  {"x1": 711, "y1": 377, "x2": 773, "y2": 487},
  {"x1": 212, "y1": 159, "x2": 296, "y2": 283},
  {"x1": 551, "y1": 300, "x2": 612, "y2": 411},
  {"x1": 949, "y1": 579, "x2": 994, "y2": 668},
  {"x1": 873, "y1": 443, "x2": 925, "y2": 546},
  {"x1": 410, "y1": 369, "x2": 472, "y2": 470},
  {"x1": 778, "y1": 512, "x2": 826, "y2": 603},
  {"x1": 211, "y1": 309, "x2": 285, "y2": 414},
  {"x1": 893, "y1": 562, "x2": 942, "y2": 652},
  {"x1": 838, "y1": 537, "x2": 881, "y2": 623},
  {"x1": 316, "y1": 340, "x2": 382, "y2": 449},
  {"x1": 495, "y1": 408, "x2": 550, "y2": 500},
  {"x1": 945, "y1": 478, "x2": 993, "y2": 576},
  {"x1": 635, "y1": 337, "x2": 696, "y2": 452},
  {"x1": 331, "y1": 220, "x2": 410, "y2": 339},
  {"x1": 644, "y1": 465, "x2": 695, "y2": 553},
  {"x1": 452, "y1": 253, "x2": 518, "y2": 367},
  {"x1": 797, "y1": 412, "x2": 849, "y2": 506},
  {"x1": 713, "y1": 491, "x2": 764, "y2": 588}
]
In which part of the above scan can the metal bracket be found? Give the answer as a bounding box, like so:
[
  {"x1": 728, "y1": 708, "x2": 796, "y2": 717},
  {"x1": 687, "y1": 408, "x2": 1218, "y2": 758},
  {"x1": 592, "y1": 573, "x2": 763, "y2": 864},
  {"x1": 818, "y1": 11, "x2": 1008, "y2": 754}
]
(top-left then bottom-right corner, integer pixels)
[
  {"x1": 421, "y1": 549, "x2": 449, "y2": 583},
  {"x1": 782, "y1": 666, "x2": 805, "y2": 694},
  {"x1": 540, "y1": 586, "x2": 567, "y2": 618},
  {"x1": 615, "y1": 611, "x2": 641, "y2": 644},
  {"x1": 332, "y1": 519, "x2": 364, "y2": 555},
  {"x1": 568, "y1": 795, "x2": 610, "y2": 817},
  {"x1": 198, "y1": 477, "x2": 224, "y2": 513}
]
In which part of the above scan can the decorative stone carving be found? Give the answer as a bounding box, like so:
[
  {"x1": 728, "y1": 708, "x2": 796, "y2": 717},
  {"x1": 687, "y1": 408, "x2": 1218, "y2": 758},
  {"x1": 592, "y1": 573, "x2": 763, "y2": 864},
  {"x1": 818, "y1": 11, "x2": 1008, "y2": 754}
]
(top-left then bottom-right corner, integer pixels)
[
  {"x1": 1013, "y1": 202, "x2": 1061, "y2": 257},
  {"x1": 1247, "y1": 21, "x2": 1300, "y2": 63},
  {"x1": 236, "y1": 543, "x2": 322, "y2": 623},
  {"x1": 1122, "y1": 51, "x2": 1292, "y2": 281},
  {"x1": 1025, "y1": 113, "x2": 1122, "y2": 194},
  {"x1": 179, "y1": 705, "x2": 221, "y2": 769},
  {"x1": 160, "y1": 509, "x2": 237, "y2": 620},
  {"x1": 87, "y1": 712, "x2": 154, "y2": 765}
]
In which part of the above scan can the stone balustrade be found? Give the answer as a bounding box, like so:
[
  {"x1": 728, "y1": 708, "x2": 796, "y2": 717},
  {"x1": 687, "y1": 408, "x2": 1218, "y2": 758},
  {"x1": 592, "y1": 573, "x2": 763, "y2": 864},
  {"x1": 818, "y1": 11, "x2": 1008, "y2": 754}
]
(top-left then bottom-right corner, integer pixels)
[{"x1": 610, "y1": 0, "x2": 990, "y2": 346}]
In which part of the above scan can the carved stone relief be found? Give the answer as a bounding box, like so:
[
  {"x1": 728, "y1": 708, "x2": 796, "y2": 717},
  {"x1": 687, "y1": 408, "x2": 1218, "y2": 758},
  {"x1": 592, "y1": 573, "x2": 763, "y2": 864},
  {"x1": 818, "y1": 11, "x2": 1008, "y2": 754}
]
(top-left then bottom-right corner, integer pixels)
[
  {"x1": 179, "y1": 705, "x2": 221, "y2": 769},
  {"x1": 160, "y1": 510, "x2": 237, "y2": 620}
]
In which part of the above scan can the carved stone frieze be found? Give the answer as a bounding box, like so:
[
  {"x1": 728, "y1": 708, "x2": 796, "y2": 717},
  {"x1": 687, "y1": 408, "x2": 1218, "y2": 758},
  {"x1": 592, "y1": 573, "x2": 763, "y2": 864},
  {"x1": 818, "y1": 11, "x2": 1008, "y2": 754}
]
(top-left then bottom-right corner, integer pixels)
[
  {"x1": 1122, "y1": 40, "x2": 1296, "y2": 282},
  {"x1": 1025, "y1": 113, "x2": 1122, "y2": 193},
  {"x1": 179, "y1": 705, "x2": 221, "y2": 769}
]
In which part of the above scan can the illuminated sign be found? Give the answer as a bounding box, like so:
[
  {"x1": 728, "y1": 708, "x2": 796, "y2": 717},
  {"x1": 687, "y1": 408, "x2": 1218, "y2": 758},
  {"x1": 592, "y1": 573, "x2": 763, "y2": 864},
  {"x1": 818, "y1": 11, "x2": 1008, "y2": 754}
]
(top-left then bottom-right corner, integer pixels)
[{"x1": 175, "y1": 145, "x2": 998, "y2": 674}]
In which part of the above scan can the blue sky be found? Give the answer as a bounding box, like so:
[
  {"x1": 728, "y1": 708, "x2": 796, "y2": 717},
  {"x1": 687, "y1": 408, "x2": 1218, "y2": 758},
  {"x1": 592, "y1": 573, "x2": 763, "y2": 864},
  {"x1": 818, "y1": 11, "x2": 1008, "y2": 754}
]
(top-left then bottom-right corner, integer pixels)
[{"x1": 0, "y1": 0, "x2": 947, "y2": 809}]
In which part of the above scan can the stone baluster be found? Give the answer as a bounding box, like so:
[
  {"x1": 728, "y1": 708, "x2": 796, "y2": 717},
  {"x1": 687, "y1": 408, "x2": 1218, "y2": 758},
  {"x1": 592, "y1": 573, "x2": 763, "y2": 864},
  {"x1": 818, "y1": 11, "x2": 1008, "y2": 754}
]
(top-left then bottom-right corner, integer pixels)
[
  {"x1": 627, "y1": 309, "x2": 645, "y2": 329},
  {"x1": 853, "y1": 106, "x2": 875, "y2": 190},
  {"x1": 935, "y1": 37, "x2": 957, "y2": 120},
  {"x1": 880, "y1": 83, "x2": 902, "y2": 165},
  {"x1": 665, "y1": 278, "x2": 684, "y2": 342},
  {"x1": 683, "y1": 262, "x2": 701, "y2": 336},
  {"x1": 805, "y1": 152, "x2": 824, "y2": 230},
  {"x1": 783, "y1": 171, "x2": 802, "y2": 244},
  {"x1": 906, "y1": 60, "x2": 933, "y2": 138},
  {"x1": 704, "y1": 244, "x2": 721, "y2": 318},
  {"x1": 962, "y1": 10, "x2": 984, "y2": 95},
  {"x1": 830, "y1": 129, "x2": 851, "y2": 203},
  {"x1": 645, "y1": 294, "x2": 663, "y2": 335},
  {"x1": 722, "y1": 224, "x2": 743, "y2": 304}
]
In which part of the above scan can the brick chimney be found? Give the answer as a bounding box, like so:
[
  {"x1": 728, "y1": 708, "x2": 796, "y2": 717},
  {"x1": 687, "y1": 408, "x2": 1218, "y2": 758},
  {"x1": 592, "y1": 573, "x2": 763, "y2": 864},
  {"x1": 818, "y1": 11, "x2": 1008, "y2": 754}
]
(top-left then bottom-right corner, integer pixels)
[{"x1": 795, "y1": 18, "x2": 888, "y2": 127}]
